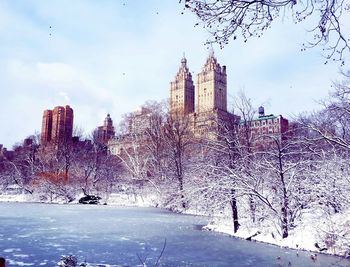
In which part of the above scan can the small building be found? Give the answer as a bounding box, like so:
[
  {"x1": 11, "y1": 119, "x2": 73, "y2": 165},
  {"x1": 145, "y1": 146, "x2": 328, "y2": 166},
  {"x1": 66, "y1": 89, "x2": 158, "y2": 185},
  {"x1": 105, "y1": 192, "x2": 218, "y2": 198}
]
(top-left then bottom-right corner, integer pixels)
[
  {"x1": 107, "y1": 137, "x2": 123, "y2": 156},
  {"x1": 239, "y1": 106, "x2": 289, "y2": 148}
]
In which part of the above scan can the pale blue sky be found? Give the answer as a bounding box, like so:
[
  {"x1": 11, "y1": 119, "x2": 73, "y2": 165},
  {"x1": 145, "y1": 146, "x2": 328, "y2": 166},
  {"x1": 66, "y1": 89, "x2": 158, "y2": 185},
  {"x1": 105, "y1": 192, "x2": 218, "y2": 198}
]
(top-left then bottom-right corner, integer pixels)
[{"x1": 0, "y1": 0, "x2": 348, "y2": 148}]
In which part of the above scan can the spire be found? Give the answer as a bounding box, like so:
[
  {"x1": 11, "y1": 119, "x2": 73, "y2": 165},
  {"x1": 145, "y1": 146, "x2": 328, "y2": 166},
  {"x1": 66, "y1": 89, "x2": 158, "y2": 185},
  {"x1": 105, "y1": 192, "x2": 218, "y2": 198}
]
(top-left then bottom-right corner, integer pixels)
[
  {"x1": 181, "y1": 52, "x2": 187, "y2": 67},
  {"x1": 176, "y1": 53, "x2": 191, "y2": 79},
  {"x1": 209, "y1": 45, "x2": 215, "y2": 59},
  {"x1": 203, "y1": 46, "x2": 219, "y2": 72},
  {"x1": 104, "y1": 113, "x2": 113, "y2": 127}
]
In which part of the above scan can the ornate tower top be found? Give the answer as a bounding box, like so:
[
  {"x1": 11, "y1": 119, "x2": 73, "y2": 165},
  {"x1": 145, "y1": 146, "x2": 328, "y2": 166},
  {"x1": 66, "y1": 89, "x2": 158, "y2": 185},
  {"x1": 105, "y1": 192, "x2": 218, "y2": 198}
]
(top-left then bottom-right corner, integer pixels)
[
  {"x1": 175, "y1": 55, "x2": 192, "y2": 80},
  {"x1": 170, "y1": 55, "x2": 195, "y2": 115},
  {"x1": 202, "y1": 49, "x2": 225, "y2": 73},
  {"x1": 104, "y1": 113, "x2": 113, "y2": 127},
  {"x1": 96, "y1": 113, "x2": 115, "y2": 144},
  {"x1": 196, "y1": 51, "x2": 227, "y2": 113},
  {"x1": 181, "y1": 52, "x2": 187, "y2": 67},
  {"x1": 209, "y1": 45, "x2": 215, "y2": 57}
]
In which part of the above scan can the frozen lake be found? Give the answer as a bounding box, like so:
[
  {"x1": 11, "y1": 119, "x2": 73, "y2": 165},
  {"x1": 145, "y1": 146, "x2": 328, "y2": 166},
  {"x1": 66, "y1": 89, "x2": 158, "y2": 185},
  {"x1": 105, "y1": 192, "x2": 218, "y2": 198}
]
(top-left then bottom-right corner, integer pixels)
[{"x1": 0, "y1": 202, "x2": 348, "y2": 267}]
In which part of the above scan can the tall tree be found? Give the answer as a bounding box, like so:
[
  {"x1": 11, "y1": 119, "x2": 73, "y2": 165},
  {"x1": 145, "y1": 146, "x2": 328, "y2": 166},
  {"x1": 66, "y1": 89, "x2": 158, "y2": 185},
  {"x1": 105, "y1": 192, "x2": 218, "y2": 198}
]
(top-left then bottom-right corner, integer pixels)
[{"x1": 163, "y1": 112, "x2": 194, "y2": 209}]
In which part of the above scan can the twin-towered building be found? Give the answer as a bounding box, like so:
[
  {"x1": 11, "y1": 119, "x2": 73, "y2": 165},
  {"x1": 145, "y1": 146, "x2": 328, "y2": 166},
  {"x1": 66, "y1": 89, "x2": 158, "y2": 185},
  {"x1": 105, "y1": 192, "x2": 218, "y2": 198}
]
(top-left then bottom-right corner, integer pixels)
[
  {"x1": 170, "y1": 51, "x2": 228, "y2": 116},
  {"x1": 170, "y1": 52, "x2": 288, "y2": 141},
  {"x1": 39, "y1": 52, "x2": 288, "y2": 150},
  {"x1": 41, "y1": 105, "x2": 74, "y2": 145},
  {"x1": 170, "y1": 52, "x2": 239, "y2": 137}
]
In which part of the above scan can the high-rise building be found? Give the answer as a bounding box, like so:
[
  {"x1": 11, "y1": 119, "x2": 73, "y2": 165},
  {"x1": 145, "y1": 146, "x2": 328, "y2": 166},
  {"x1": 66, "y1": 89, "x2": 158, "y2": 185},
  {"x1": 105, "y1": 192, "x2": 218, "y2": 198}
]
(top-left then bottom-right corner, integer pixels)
[
  {"x1": 196, "y1": 51, "x2": 227, "y2": 113},
  {"x1": 41, "y1": 110, "x2": 53, "y2": 145},
  {"x1": 168, "y1": 52, "x2": 236, "y2": 138},
  {"x1": 64, "y1": 106, "x2": 74, "y2": 143},
  {"x1": 41, "y1": 105, "x2": 74, "y2": 145},
  {"x1": 95, "y1": 114, "x2": 115, "y2": 144},
  {"x1": 170, "y1": 56, "x2": 195, "y2": 115}
]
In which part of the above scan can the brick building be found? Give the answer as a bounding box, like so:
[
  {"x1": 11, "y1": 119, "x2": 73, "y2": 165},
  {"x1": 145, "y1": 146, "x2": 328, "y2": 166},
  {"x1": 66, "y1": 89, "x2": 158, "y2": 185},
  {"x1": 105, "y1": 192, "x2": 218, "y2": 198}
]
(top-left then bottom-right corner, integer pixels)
[
  {"x1": 251, "y1": 106, "x2": 289, "y2": 138},
  {"x1": 41, "y1": 105, "x2": 74, "y2": 145},
  {"x1": 95, "y1": 114, "x2": 115, "y2": 145},
  {"x1": 239, "y1": 106, "x2": 289, "y2": 147}
]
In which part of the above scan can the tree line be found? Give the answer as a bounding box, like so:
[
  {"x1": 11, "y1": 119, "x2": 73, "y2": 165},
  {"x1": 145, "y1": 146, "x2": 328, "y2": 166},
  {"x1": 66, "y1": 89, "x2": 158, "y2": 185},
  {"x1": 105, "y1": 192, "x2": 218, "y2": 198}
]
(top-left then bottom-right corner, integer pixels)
[{"x1": 0, "y1": 72, "x2": 349, "y2": 255}]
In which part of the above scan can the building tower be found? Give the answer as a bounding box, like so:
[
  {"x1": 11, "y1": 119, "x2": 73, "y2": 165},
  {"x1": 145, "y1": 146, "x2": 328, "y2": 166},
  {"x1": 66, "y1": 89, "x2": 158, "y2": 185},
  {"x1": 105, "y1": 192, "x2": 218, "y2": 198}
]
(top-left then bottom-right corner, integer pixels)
[
  {"x1": 41, "y1": 105, "x2": 74, "y2": 145},
  {"x1": 170, "y1": 55, "x2": 195, "y2": 115},
  {"x1": 196, "y1": 51, "x2": 227, "y2": 113},
  {"x1": 64, "y1": 105, "x2": 74, "y2": 142},
  {"x1": 51, "y1": 105, "x2": 74, "y2": 144},
  {"x1": 96, "y1": 114, "x2": 115, "y2": 144},
  {"x1": 41, "y1": 109, "x2": 53, "y2": 145},
  {"x1": 51, "y1": 106, "x2": 65, "y2": 142}
]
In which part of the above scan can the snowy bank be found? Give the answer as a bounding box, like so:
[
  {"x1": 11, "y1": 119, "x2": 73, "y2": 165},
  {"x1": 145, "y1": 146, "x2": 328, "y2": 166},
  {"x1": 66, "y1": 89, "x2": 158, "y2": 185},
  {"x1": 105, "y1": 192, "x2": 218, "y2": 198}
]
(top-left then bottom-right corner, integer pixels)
[
  {"x1": 0, "y1": 192, "x2": 159, "y2": 207},
  {"x1": 204, "y1": 209, "x2": 350, "y2": 258}
]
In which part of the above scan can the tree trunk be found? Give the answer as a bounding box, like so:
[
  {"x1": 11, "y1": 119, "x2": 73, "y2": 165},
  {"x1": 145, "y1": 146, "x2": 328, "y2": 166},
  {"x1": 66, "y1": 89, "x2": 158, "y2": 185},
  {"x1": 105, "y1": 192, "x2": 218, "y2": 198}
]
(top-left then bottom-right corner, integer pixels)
[
  {"x1": 278, "y1": 147, "x2": 288, "y2": 239},
  {"x1": 249, "y1": 195, "x2": 256, "y2": 223},
  {"x1": 230, "y1": 189, "x2": 239, "y2": 233},
  {"x1": 179, "y1": 176, "x2": 186, "y2": 208},
  {"x1": 281, "y1": 188, "x2": 289, "y2": 238}
]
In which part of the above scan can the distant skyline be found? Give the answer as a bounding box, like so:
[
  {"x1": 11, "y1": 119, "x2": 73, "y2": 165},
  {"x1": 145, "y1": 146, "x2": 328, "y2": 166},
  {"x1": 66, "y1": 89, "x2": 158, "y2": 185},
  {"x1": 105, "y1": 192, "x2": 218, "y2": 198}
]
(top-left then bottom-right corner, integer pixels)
[{"x1": 0, "y1": 0, "x2": 348, "y2": 148}]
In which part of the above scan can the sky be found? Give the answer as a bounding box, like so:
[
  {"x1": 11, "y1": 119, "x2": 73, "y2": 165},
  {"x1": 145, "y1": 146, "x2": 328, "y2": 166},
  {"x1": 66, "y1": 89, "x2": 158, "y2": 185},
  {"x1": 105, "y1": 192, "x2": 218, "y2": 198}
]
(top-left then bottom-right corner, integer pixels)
[{"x1": 0, "y1": 0, "x2": 349, "y2": 148}]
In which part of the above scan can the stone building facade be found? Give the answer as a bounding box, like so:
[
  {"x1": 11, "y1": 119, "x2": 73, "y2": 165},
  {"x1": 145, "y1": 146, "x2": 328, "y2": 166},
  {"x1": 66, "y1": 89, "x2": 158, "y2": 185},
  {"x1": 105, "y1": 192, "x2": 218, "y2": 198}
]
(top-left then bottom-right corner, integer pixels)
[
  {"x1": 108, "y1": 107, "x2": 154, "y2": 156},
  {"x1": 196, "y1": 51, "x2": 227, "y2": 113},
  {"x1": 170, "y1": 53, "x2": 289, "y2": 142},
  {"x1": 170, "y1": 52, "x2": 239, "y2": 138},
  {"x1": 170, "y1": 57, "x2": 195, "y2": 115},
  {"x1": 127, "y1": 107, "x2": 153, "y2": 135}
]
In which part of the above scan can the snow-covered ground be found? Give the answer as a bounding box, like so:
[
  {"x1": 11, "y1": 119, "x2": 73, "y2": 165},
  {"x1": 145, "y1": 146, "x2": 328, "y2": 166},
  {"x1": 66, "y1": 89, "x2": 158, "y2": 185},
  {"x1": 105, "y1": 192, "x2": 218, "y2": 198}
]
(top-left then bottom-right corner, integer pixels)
[
  {"x1": 0, "y1": 193, "x2": 29, "y2": 203},
  {"x1": 104, "y1": 192, "x2": 158, "y2": 207},
  {"x1": 0, "y1": 192, "x2": 158, "y2": 207},
  {"x1": 204, "y1": 208, "x2": 350, "y2": 258}
]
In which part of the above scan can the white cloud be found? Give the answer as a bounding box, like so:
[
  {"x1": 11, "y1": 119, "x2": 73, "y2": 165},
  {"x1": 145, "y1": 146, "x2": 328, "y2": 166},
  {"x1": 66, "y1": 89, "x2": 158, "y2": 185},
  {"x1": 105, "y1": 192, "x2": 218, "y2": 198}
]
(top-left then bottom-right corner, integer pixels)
[
  {"x1": 0, "y1": 1, "x2": 347, "y2": 148},
  {"x1": 58, "y1": 91, "x2": 70, "y2": 102}
]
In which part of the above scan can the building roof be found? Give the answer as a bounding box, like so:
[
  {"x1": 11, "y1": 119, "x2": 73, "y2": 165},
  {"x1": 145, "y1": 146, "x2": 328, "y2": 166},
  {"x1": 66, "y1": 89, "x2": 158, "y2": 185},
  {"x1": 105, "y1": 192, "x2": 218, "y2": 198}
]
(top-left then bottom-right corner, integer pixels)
[
  {"x1": 254, "y1": 115, "x2": 278, "y2": 121},
  {"x1": 239, "y1": 115, "x2": 279, "y2": 124}
]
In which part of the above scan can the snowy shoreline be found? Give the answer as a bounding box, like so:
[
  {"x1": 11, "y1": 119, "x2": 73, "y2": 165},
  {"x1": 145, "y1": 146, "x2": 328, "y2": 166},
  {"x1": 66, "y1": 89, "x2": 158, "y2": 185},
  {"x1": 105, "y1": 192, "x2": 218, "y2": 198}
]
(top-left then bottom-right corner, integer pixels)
[
  {"x1": 1, "y1": 193, "x2": 349, "y2": 261},
  {"x1": 203, "y1": 222, "x2": 349, "y2": 261}
]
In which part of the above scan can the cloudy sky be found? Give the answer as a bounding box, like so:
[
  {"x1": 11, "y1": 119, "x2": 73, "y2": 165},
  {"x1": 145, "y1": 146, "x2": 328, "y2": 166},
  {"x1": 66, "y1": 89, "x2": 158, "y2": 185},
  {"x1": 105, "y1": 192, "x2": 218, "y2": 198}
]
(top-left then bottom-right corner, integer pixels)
[{"x1": 0, "y1": 0, "x2": 348, "y2": 148}]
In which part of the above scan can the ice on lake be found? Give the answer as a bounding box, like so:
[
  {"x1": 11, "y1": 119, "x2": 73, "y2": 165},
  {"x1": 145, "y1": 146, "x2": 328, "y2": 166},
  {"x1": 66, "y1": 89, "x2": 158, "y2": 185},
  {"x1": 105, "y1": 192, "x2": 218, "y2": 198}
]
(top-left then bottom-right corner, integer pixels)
[{"x1": 0, "y1": 202, "x2": 349, "y2": 267}]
